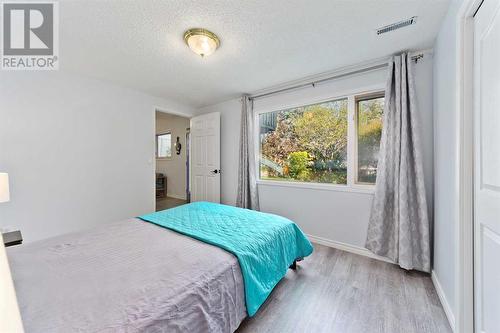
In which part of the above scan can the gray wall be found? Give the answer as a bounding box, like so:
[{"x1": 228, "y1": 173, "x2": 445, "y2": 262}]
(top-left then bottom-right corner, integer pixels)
[
  {"x1": 197, "y1": 58, "x2": 434, "y2": 250},
  {"x1": 432, "y1": 0, "x2": 465, "y2": 321},
  {"x1": 0, "y1": 72, "x2": 193, "y2": 242}
]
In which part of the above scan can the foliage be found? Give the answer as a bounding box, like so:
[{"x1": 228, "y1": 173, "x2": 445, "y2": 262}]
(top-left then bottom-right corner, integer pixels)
[
  {"x1": 287, "y1": 151, "x2": 310, "y2": 180},
  {"x1": 261, "y1": 111, "x2": 302, "y2": 176},
  {"x1": 357, "y1": 98, "x2": 384, "y2": 183},
  {"x1": 293, "y1": 103, "x2": 347, "y2": 163},
  {"x1": 312, "y1": 169, "x2": 347, "y2": 184},
  {"x1": 358, "y1": 119, "x2": 382, "y2": 158}
]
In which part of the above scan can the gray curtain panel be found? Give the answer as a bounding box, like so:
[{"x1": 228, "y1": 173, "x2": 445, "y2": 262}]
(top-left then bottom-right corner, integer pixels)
[
  {"x1": 236, "y1": 95, "x2": 260, "y2": 210},
  {"x1": 365, "y1": 53, "x2": 430, "y2": 272}
]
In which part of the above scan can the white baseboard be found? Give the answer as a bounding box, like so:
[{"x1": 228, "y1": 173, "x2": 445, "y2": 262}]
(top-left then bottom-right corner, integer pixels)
[
  {"x1": 306, "y1": 234, "x2": 394, "y2": 264},
  {"x1": 166, "y1": 193, "x2": 187, "y2": 200},
  {"x1": 431, "y1": 270, "x2": 456, "y2": 332}
]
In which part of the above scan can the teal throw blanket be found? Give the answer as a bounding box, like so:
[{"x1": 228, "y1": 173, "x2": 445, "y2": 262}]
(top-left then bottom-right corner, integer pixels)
[{"x1": 139, "y1": 202, "x2": 313, "y2": 316}]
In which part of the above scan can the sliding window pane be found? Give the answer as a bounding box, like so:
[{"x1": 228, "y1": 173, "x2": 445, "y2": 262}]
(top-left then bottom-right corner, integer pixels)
[
  {"x1": 259, "y1": 98, "x2": 348, "y2": 185},
  {"x1": 356, "y1": 96, "x2": 384, "y2": 184}
]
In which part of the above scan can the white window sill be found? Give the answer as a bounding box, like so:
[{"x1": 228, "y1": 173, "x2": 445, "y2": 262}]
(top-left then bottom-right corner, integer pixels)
[{"x1": 256, "y1": 179, "x2": 375, "y2": 194}]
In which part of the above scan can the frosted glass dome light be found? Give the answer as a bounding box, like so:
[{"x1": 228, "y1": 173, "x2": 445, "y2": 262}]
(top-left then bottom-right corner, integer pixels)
[{"x1": 183, "y1": 28, "x2": 220, "y2": 57}]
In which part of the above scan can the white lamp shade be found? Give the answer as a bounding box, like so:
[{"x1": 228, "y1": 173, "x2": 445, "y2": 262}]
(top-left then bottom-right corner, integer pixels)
[{"x1": 0, "y1": 173, "x2": 10, "y2": 203}]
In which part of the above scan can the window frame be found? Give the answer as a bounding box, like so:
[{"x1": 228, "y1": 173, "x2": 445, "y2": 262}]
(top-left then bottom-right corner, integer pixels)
[
  {"x1": 156, "y1": 131, "x2": 172, "y2": 159},
  {"x1": 254, "y1": 86, "x2": 385, "y2": 194}
]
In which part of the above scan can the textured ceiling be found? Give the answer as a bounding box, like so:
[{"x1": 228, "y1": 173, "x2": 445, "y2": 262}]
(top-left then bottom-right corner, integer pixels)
[{"x1": 60, "y1": 0, "x2": 450, "y2": 108}]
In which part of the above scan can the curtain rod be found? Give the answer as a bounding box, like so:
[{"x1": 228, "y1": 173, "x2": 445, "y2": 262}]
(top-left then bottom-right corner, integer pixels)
[{"x1": 249, "y1": 53, "x2": 424, "y2": 101}]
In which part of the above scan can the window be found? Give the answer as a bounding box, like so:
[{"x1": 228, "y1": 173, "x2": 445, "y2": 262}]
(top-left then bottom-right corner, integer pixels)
[
  {"x1": 156, "y1": 132, "x2": 172, "y2": 158},
  {"x1": 259, "y1": 98, "x2": 348, "y2": 185},
  {"x1": 356, "y1": 94, "x2": 384, "y2": 184},
  {"x1": 258, "y1": 91, "x2": 384, "y2": 188}
]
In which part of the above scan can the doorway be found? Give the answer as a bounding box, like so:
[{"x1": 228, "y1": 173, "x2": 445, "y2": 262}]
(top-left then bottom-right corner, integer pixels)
[{"x1": 155, "y1": 111, "x2": 190, "y2": 211}]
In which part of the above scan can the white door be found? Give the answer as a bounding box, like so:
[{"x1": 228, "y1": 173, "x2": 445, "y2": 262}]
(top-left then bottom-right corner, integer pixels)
[
  {"x1": 190, "y1": 112, "x2": 221, "y2": 203},
  {"x1": 474, "y1": 1, "x2": 500, "y2": 332}
]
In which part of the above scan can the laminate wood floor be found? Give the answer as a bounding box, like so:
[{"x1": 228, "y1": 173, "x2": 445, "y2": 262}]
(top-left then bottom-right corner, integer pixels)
[
  {"x1": 237, "y1": 243, "x2": 451, "y2": 333},
  {"x1": 156, "y1": 196, "x2": 187, "y2": 211}
]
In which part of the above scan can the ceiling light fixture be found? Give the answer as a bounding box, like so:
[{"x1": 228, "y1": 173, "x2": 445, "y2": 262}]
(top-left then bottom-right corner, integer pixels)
[{"x1": 183, "y1": 28, "x2": 220, "y2": 57}]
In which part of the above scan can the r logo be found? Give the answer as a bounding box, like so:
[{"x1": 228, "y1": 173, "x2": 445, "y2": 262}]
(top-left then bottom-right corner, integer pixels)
[{"x1": 2, "y1": 3, "x2": 54, "y2": 56}]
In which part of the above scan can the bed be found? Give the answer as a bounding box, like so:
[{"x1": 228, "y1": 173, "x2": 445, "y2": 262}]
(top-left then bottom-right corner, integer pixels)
[{"x1": 7, "y1": 202, "x2": 313, "y2": 333}]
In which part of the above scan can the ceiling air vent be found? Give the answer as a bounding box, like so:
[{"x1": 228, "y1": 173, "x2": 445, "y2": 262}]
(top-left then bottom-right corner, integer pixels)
[{"x1": 376, "y1": 16, "x2": 417, "y2": 35}]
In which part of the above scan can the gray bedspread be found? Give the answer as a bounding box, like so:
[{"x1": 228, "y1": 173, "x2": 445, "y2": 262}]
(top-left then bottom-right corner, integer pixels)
[{"x1": 7, "y1": 218, "x2": 247, "y2": 333}]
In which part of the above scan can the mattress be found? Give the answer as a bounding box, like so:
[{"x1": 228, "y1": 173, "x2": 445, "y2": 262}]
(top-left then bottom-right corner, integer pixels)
[
  {"x1": 139, "y1": 202, "x2": 313, "y2": 316},
  {"x1": 7, "y1": 218, "x2": 247, "y2": 333}
]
